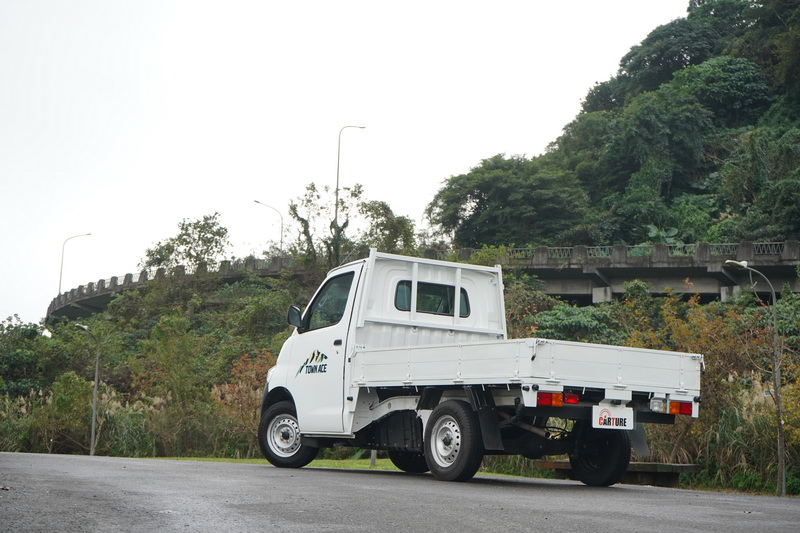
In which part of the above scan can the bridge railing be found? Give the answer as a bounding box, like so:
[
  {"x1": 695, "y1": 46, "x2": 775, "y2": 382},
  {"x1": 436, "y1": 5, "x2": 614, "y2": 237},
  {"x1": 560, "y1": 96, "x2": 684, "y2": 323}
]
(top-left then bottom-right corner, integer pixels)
[
  {"x1": 49, "y1": 241, "x2": 798, "y2": 318},
  {"x1": 461, "y1": 241, "x2": 795, "y2": 263}
]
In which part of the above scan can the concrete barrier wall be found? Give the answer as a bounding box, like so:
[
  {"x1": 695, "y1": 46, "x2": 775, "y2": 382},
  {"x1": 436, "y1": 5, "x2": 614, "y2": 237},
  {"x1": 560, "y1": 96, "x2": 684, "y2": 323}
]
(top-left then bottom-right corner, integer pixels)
[{"x1": 48, "y1": 243, "x2": 799, "y2": 318}]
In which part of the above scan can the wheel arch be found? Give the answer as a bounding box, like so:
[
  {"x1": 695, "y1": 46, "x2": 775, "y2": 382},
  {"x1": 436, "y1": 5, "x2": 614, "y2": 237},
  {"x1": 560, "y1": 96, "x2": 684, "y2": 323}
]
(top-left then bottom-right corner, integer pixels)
[{"x1": 262, "y1": 387, "x2": 294, "y2": 415}]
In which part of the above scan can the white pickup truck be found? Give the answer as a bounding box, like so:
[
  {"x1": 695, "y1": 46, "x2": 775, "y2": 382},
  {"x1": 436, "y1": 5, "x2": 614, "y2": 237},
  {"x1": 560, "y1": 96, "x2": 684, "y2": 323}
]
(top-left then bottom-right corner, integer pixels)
[{"x1": 258, "y1": 250, "x2": 703, "y2": 485}]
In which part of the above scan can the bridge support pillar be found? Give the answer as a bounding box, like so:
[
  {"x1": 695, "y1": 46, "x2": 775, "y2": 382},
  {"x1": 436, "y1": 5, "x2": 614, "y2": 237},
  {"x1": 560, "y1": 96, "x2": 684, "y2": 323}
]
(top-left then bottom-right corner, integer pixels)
[
  {"x1": 720, "y1": 285, "x2": 740, "y2": 302},
  {"x1": 592, "y1": 286, "x2": 613, "y2": 303}
]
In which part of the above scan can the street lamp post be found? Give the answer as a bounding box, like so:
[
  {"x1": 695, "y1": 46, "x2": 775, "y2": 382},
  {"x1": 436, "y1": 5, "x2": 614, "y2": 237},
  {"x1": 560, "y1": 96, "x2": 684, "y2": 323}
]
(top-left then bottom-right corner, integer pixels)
[
  {"x1": 332, "y1": 125, "x2": 365, "y2": 266},
  {"x1": 725, "y1": 259, "x2": 787, "y2": 496},
  {"x1": 75, "y1": 324, "x2": 100, "y2": 456},
  {"x1": 254, "y1": 200, "x2": 284, "y2": 251},
  {"x1": 334, "y1": 125, "x2": 365, "y2": 227},
  {"x1": 59, "y1": 233, "x2": 92, "y2": 295}
]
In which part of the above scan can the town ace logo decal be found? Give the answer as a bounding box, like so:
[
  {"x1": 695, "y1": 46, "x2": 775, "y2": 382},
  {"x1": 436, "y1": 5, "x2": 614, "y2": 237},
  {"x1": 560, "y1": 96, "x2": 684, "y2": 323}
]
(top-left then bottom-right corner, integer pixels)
[{"x1": 296, "y1": 350, "x2": 329, "y2": 376}]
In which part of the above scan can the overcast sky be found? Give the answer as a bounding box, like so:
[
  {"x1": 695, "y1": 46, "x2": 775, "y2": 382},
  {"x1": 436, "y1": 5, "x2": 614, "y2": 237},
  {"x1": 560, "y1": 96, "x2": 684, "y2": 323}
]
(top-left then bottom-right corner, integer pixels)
[{"x1": 0, "y1": 0, "x2": 689, "y2": 325}]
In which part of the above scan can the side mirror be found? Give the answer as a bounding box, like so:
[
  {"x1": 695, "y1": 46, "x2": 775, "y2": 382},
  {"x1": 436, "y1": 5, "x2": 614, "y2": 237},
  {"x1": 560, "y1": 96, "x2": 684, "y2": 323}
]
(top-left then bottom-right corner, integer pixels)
[{"x1": 287, "y1": 305, "x2": 303, "y2": 329}]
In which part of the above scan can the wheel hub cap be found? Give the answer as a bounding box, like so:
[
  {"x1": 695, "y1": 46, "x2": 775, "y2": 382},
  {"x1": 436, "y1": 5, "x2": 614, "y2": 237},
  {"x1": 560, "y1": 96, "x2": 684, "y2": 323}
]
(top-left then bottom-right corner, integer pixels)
[{"x1": 432, "y1": 415, "x2": 461, "y2": 467}]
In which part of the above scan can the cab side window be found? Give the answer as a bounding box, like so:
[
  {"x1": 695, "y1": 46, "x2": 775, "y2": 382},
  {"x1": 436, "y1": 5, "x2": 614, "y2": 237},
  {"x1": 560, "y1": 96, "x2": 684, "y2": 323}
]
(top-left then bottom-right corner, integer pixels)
[
  {"x1": 395, "y1": 280, "x2": 470, "y2": 318},
  {"x1": 305, "y1": 272, "x2": 355, "y2": 331}
]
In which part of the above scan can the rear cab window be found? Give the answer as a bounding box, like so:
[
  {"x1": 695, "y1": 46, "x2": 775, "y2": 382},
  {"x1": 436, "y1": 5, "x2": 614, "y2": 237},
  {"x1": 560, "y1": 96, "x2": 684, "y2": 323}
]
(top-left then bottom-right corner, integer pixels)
[{"x1": 394, "y1": 280, "x2": 470, "y2": 318}]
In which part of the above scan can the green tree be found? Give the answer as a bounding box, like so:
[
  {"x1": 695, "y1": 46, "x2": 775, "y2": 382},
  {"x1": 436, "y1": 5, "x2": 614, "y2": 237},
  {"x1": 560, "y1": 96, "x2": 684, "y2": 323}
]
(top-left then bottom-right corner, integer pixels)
[
  {"x1": 717, "y1": 127, "x2": 800, "y2": 240},
  {"x1": 609, "y1": 88, "x2": 715, "y2": 240},
  {"x1": 142, "y1": 212, "x2": 230, "y2": 270},
  {"x1": 581, "y1": 78, "x2": 626, "y2": 113},
  {"x1": 666, "y1": 56, "x2": 773, "y2": 127},
  {"x1": 425, "y1": 155, "x2": 588, "y2": 247},
  {"x1": 0, "y1": 319, "x2": 45, "y2": 396},
  {"x1": 357, "y1": 200, "x2": 416, "y2": 254},
  {"x1": 617, "y1": 18, "x2": 719, "y2": 95},
  {"x1": 288, "y1": 182, "x2": 363, "y2": 267},
  {"x1": 549, "y1": 111, "x2": 615, "y2": 201}
]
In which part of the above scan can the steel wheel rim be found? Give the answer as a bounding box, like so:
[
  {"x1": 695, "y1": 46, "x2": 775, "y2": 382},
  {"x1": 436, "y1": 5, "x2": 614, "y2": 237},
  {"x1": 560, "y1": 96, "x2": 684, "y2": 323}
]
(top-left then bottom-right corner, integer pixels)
[
  {"x1": 431, "y1": 415, "x2": 461, "y2": 468},
  {"x1": 578, "y1": 434, "x2": 611, "y2": 470},
  {"x1": 268, "y1": 415, "x2": 301, "y2": 458}
]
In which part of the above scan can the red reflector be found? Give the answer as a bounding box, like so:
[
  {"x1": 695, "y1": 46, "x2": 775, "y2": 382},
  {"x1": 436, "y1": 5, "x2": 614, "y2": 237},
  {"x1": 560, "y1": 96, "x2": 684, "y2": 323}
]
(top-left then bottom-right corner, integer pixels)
[
  {"x1": 564, "y1": 393, "x2": 579, "y2": 404},
  {"x1": 537, "y1": 392, "x2": 552, "y2": 406},
  {"x1": 669, "y1": 401, "x2": 693, "y2": 415}
]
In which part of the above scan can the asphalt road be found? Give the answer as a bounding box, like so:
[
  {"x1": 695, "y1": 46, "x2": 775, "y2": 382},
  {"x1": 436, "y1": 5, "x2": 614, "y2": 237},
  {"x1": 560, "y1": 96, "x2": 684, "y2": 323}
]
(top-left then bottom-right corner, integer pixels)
[{"x1": 1, "y1": 452, "x2": 798, "y2": 532}]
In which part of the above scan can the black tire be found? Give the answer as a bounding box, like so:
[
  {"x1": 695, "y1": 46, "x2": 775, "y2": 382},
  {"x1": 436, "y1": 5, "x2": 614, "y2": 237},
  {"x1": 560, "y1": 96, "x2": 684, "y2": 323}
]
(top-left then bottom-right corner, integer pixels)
[
  {"x1": 258, "y1": 401, "x2": 318, "y2": 468},
  {"x1": 424, "y1": 400, "x2": 484, "y2": 482},
  {"x1": 388, "y1": 450, "x2": 429, "y2": 473},
  {"x1": 569, "y1": 421, "x2": 631, "y2": 487}
]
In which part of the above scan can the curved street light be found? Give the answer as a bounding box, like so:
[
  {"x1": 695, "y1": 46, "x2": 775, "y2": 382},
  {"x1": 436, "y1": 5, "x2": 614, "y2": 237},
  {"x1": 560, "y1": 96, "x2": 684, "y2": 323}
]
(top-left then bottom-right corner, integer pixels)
[
  {"x1": 254, "y1": 200, "x2": 284, "y2": 251},
  {"x1": 59, "y1": 233, "x2": 92, "y2": 295},
  {"x1": 334, "y1": 125, "x2": 365, "y2": 227},
  {"x1": 75, "y1": 324, "x2": 100, "y2": 457},
  {"x1": 725, "y1": 259, "x2": 786, "y2": 496}
]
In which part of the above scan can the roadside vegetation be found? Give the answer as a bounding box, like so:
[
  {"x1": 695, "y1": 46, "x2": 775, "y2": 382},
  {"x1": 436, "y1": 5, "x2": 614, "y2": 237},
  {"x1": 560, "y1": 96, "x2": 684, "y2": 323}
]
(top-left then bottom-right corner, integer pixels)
[{"x1": 2, "y1": 1, "x2": 800, "y2": 494}]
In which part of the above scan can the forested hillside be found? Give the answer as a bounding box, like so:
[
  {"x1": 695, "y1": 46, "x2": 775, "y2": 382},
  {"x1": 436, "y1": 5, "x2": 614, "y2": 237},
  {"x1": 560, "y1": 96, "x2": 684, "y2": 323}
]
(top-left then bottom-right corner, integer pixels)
[
  {"x1": 426, "y1": 0, "x2": 800, "y2": 248},
  {"x1": 2, "y1": 0, "x2": 800, "y2": 495}
]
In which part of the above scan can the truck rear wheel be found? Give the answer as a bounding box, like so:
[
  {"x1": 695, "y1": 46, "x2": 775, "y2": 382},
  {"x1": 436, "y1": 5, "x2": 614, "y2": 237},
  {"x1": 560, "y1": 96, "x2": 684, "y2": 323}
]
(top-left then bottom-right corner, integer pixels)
[
  {"x1": 388, "y1": 450, "x2": 429, "y2": 473},
  {"x1": 259, "y1": 401, "x2": 318, "y2": 468},
  {"x1": 569, "y1": 421, "x2": 631, "y2": 486},
  {"x1": 424, "y1": 400, "x2": 484, "y2": 481}
]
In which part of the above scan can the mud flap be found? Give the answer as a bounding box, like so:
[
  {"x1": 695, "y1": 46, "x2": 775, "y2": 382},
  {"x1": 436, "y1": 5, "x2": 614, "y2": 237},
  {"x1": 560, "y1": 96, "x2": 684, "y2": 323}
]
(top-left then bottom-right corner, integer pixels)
[
  {"x1": 630, "y1": 421, "x2": 650, "y2": 457},
  {"x1": 465, "y1": 386, "x2": 504, "y2": 451}
]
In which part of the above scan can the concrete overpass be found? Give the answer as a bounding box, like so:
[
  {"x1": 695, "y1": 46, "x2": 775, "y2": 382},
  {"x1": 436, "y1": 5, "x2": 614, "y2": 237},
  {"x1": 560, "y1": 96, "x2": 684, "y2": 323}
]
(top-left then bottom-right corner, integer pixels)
[
  {"x1": 453, "y1": 240, "x2": 799, "y2": 305},
  {"x1": 48, "y1": 241, "x2": 800, "y2": 320}
]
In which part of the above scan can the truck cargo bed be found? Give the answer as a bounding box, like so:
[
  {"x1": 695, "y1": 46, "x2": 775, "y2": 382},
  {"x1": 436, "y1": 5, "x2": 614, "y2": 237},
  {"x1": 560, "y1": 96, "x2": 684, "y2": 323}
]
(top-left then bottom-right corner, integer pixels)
[{"x1": 353, "y1": 338, "x2": 702, "y2": 397}]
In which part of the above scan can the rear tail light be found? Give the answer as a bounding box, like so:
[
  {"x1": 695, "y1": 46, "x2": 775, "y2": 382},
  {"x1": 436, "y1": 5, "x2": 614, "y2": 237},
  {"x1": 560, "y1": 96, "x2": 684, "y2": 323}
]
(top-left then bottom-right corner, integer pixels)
[
  {"x1": 669, "y1": 400, "x2": 693, "y2": 416},
  {"x1": 537, "y1": 392, "x2": 580, "y2": 406},
  {"x1": 564, "y1": 393, "x2": 580, "y2": 404},
  {"x1": 537, "y1": 392, "x2": 560, "y2": 406}
]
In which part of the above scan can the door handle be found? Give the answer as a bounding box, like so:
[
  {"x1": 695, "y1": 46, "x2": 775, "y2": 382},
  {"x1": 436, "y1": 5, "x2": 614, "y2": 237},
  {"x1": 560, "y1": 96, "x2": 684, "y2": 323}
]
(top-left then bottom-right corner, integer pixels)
[{"x1": 333, "y1": 339, "x2": 343, "y2": 346}]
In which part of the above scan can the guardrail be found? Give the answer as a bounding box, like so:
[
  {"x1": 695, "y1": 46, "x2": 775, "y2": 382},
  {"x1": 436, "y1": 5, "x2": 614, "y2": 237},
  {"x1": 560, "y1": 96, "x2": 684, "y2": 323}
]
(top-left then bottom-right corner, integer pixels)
[
  {"x1": 47, "y1": 257, "x2": 290, "y2": 320},
  {"x1": 435, "y1": 241, "x2": 795, "y2": 263}
]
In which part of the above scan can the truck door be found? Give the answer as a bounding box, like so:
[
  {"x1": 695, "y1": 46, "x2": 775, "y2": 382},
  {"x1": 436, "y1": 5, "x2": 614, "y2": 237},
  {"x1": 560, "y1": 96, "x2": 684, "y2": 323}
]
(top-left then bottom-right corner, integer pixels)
[{"x1": 288, "y1": 263, "x2": 362, "y2": 433}]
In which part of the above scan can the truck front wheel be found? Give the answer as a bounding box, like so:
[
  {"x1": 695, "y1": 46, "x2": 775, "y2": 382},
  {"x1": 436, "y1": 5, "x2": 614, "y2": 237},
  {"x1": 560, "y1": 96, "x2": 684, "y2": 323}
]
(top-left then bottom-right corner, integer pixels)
[
  {"x1": 259, "y1": 401, "x2": 318, "y2": 468},
  {"x1": 569, "y1": 422, "x2": 631, "y2": 486},
  {"x1": 424, "y1": 400, "x2": 484, "y2": 481}
]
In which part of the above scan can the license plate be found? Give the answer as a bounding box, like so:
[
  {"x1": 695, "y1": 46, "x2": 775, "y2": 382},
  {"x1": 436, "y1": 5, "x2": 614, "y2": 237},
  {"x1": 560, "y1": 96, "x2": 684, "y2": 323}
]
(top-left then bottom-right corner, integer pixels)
[{"x1": 593, "y1": 404, "x2": 634, "y2": 430}]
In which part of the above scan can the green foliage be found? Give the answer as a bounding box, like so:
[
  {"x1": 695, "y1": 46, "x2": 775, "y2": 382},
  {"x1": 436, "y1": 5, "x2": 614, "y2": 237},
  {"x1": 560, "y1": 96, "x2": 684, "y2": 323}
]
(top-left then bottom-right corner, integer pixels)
[
  {"x1": 288, "y1": 182, "x2": 364, "y2": 267},
  {"x1": 467, "y1": 245, "x2": 513, "y2": 267},
  {"x1": 287, "y1": 181, "x2": 420, "y2": 266},
  {"x1": 0, "y1": 320, "x2": 44, "y2": 396},
  {"x1": 617, "y1": 17, "x2": 719, "y2": 95},
  {"x1": 716, "y1": 127, "x2": 800, "y2": 240},
  {"x1": 666, "y1": 56, "x2": 773, "y2": 127},
  {"x1": 532, "y1": 304, "x2": 625, "y2": 345},
  {"x1": 501, "y1": 272, "x2": 558, "y2": 339},
  {"x1": 143, "y1": 212, "x2": 230, "y2": 269},
  {"x1": 669, "y1": 193, "x2": 718, "y2": 243},
  {"x1": 29, "y1": 371, "x2": 94, "y2": 454},
  {"x1": 356, "y1": 200, "x2": 416, "y2": 255},
  {"x1": 0, "y1": 392, "x2": 38, "y2": 452},
  {"x1": 425, "y1": 154, "x2": 588, "y2": 247}
]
